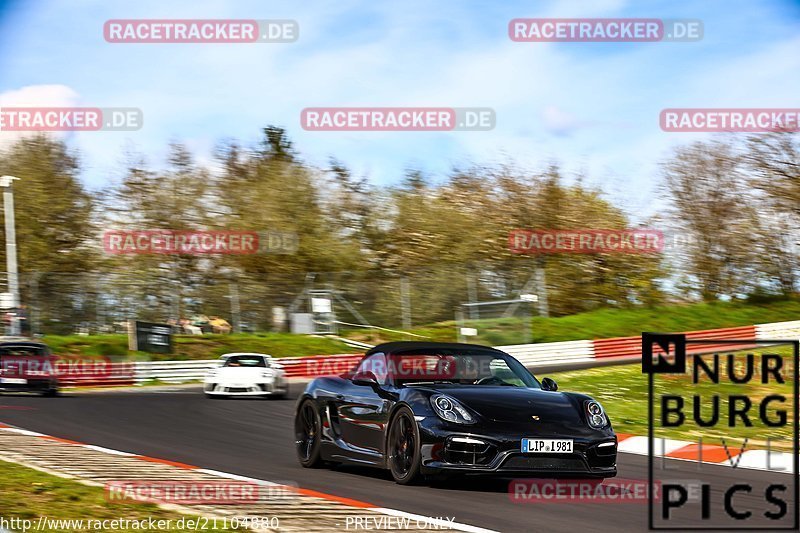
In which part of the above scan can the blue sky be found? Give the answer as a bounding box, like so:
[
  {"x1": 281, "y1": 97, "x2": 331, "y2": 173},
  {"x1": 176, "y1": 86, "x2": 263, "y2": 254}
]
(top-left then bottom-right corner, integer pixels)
[{"x1": 1, "y1": 0, "x2": 799, "y2": 219}]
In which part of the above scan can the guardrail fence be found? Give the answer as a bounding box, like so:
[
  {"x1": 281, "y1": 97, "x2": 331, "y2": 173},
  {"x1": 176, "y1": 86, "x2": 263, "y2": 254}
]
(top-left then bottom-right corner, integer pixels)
[{"x1": 51, "y1": 320, "x2": 800, "y2": 386}]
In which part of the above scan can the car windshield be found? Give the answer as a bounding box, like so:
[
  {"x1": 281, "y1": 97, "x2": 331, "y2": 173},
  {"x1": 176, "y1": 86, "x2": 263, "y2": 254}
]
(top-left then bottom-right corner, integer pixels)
[
  {"x1": 0, "y1": 345, "x2": 47, "y2": 357},
  {"x1": 387, "y1": 350, "x2": 540, "y2": 388},
  {"x1": 223, "y1": 355, "x2": 266, "y2": 368}
]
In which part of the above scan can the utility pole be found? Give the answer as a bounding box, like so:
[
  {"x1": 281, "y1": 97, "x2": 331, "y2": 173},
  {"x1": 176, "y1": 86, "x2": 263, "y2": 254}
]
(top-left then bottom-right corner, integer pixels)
[
  {"x1": 535, "y1": 257, "x2": 549, "y2": 318},
  {"x1": 229, "y1": 282, "x2": 241, "y2": 333},
  {"x1": 466, "y1": 272, "x2": 479, "y2": 319},
  {"x1": 1, "y1": 176, "x2": 20, "y2": 336},
  {"x1": 400, "y1": 276, "x2": 412, "y2": 330}
]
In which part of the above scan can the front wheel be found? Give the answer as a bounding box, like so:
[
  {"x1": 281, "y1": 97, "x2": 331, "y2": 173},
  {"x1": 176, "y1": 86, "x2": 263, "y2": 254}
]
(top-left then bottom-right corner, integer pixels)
[
  {"x1": 270, "y1": 387, "x2": 288, "y2": 400},
  {"x1": 295, "y1": 399, "x2": 324, "y2": 467},
  {"x1": 387, "y1": 406, "x2": 422, "y2": 485}
]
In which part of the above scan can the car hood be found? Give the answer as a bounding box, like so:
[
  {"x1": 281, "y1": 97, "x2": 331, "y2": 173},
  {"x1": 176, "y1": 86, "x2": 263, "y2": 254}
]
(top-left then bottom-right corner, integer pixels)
[{"x1": 425, "y1": 386, "x2": 583, "y2": 424}]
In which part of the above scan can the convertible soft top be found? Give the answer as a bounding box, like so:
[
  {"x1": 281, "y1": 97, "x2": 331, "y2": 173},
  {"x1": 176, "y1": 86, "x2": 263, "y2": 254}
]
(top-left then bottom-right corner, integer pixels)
[{"x1": 365, "y1": 341, "x2": 506, "y2": 356}]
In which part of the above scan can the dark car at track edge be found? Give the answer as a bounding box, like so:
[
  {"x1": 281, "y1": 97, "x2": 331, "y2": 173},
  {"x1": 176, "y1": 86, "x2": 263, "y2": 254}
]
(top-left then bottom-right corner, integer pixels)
[
  {"x1": 294, "y1": 341, "x2": 617, "y2": 485},
  {"x1": 0, "y1": 337, "x2": 58, "y2": 396}
]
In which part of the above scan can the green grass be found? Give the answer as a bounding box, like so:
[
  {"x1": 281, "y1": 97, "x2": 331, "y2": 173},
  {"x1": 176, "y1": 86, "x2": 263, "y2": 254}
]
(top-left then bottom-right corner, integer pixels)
[
  {"x1": 342, "y1": 298, "x2": 800, "y2": 346},
  {"x1": 547, "y1": 346, "x2": 795, "y2": 451},
  {"x1": 39, "y1": 299, "x2": 800, "y2": 359},
  {"x1": 42, "y1": 333, "x2": 351, "y2": 361},
  {"x1": 0, "y1": 459, "x2": 240, "y2": 532}
]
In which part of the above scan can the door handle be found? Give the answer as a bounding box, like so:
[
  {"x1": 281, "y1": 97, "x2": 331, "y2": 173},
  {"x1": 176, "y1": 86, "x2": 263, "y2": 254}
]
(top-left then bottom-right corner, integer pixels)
[{"x1": 336, "y1": 394, "x2": 344, "y2": 400}]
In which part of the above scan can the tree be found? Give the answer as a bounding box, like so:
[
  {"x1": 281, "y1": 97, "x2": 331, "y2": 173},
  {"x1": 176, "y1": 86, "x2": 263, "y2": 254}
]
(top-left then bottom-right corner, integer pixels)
[
  {"x1": 0, "y1": 135, "x2": 97, "y2": 332},
  {"x1": 744, "y1": 132, "x2": 800, "y2": 295},
  {"x1": 660, "y1": 139, "x2": 761, "y2": 300}
]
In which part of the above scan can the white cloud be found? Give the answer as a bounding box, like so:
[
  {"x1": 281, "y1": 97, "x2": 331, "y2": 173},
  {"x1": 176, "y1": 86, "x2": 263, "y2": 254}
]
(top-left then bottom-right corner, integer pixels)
[
  {"x1": 0, "y1": 84, "x2": 79, "y2": 149},
  {"x1": 542, "y1": 105, "x2": 585, "y2": 136}
]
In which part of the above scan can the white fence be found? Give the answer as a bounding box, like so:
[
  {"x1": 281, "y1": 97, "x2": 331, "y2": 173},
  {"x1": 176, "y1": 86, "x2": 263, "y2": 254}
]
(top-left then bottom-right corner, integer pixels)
[
  {"x1": 755, "y1": 320, "x2": 800, "y2": 341},
  {"x1": 134, "y1": 360, "x2": 217, "y2": 384},
  {"x1": 495, "y1": 339, "x2": 594, "y2": 367}
]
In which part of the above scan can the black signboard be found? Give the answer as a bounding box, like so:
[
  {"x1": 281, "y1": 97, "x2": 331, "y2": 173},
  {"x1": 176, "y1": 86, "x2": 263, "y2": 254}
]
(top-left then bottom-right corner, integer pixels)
[{"x1": 129, "y1": 321, "x2": 173, "y2": 354}]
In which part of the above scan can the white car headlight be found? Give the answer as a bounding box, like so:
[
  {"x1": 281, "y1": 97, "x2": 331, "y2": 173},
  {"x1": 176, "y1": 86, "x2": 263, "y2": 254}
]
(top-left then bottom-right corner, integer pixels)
[
  {"x1": 430, "y1": 394, "x2": 475, "y2": 424},
  {"x1": 585, "y1": 400, "x2": 608, "y2": 428}
]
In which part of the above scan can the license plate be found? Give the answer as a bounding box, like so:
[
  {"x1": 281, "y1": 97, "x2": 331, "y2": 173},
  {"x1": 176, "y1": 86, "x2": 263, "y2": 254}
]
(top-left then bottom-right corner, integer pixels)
[
  {"x1": 0, "y1": 378, "x2": 27, "y2": 385},
  {"x1": 522, "y1": 438, "x2": 573, "y2": 453}
]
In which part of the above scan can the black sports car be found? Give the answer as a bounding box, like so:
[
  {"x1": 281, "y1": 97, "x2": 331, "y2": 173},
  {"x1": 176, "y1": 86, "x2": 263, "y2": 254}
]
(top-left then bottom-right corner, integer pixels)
[{"x1": 294, "y1": 341, "x2": 617, "y2": 484}]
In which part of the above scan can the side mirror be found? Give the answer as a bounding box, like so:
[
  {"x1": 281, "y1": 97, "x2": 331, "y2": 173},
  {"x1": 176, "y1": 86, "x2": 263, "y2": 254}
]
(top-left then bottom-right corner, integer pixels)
[
  {"x1": 541, "y1": 377, "x2": 558, "y2": 391},
  {"x1": 352, "y1": 370, "x2": 379, "y2": 386}
]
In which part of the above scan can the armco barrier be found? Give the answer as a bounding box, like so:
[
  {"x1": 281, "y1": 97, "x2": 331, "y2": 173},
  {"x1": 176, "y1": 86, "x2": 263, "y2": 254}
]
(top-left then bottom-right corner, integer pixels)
[
  {"x1": 58, "y1": 364, "x2": 136, "y2": 387},
  {"x1": 277, "y1": 354, "x2": 361, "y2": 378},
  {"x1": 132, "y1": 356, "x2": 363, "y2": 384},
  {"x1": 592, "y1": 324, "x2": 758, "y2": 363},
  {"x1": 756, "y1": 320, "x2": 800, "y2": 341},
  {"x1": 495, "y1": 340, "x2": 594, "y2": 367},
  {"x1": 49, "y1": 319, "x2": 798, "y2": 386},
  {"x1": 134, "y1": 360, "x2": 218, "y2": 384}
]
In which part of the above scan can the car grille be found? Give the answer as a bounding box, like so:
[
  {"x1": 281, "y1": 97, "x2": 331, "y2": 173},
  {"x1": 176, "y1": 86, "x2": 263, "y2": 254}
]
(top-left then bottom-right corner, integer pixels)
[
  {"x1": 227, "y1": 387, "x2": 250, "y2": 393},
  {"x1": 443, "y1": 438, "x2": 496, "y2": 465},
  {"x1": 501, "y1": 455, "x2": 588, "y2": 472}
]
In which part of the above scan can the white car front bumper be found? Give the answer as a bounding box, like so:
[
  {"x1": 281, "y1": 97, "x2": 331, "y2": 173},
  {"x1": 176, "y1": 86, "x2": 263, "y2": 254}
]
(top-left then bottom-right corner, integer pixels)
[{"x1": 204, "y1": 377, "x2": 287, "y2": 396}]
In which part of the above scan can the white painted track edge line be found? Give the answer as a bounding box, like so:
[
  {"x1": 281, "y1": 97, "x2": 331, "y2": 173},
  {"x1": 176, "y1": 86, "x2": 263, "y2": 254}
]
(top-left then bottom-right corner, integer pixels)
[{"x1": 0, "y1": 424, "x2": 497, "y2": 532}]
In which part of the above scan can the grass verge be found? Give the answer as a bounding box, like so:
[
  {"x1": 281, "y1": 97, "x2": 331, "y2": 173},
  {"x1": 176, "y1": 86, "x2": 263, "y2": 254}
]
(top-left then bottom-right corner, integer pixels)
[
  {"x1": 0, "y1": 458, "x2": 241, "y2": 532},
  {"x1": 343, "y1": 298, "x2": 800, "y2": 346},
  {"x1": 43, "y1": 333, "x2": 351, "y2": 361}
]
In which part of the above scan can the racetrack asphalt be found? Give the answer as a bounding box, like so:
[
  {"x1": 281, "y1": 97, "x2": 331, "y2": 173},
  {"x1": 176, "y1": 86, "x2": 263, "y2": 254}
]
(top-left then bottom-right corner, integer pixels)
[{"x1": 0, "y1": 386, "x2": 795, "y2": 532}]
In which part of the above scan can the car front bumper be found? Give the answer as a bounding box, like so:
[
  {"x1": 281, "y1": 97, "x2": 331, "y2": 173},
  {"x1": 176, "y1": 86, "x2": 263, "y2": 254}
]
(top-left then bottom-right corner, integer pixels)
[
  {"x1": 204, "y1": 379, "x2": 287, "y2": 396},
  {"x1": 416, "y1": 416, "x2": 617, "y2": 478},
  {"x1": 0, "y1": 378, "x2": 57, "y2": 393}
]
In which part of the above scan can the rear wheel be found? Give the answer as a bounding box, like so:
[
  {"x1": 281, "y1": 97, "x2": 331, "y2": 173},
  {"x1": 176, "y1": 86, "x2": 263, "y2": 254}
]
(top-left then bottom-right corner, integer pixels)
[
  {"x1": 295, "y1": 399, "x2": 323, "y2": 467},
  {"x1": 387, "y1": 406, "x2": 422, "y2": 485}
]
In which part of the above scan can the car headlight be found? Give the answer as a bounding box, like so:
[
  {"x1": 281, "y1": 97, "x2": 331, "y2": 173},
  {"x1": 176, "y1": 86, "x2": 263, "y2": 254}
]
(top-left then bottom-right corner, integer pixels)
[
  {"x1": 585, "y1": 400, "x2": 608, "y2": 429},
  {"x1": 262, "y1": 369, "x2": 273, "y2": 378},
  {"x1": 430, "y1": 394, "x2": 475, "y2": 424}
]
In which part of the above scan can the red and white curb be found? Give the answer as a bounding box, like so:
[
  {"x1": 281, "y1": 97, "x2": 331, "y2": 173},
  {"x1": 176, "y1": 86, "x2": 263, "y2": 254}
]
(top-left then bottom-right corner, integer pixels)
[
  {"x1": 0, "y1": 422, "x2": 498, "y2": 533},
  {"x1": 617, "y1": 433, "x2": 795, "y2": 473}
]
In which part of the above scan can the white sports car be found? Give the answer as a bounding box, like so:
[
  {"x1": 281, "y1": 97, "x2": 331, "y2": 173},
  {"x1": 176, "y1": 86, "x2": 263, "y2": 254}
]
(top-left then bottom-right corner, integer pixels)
[{"x1": 204, "y1": 353, "x2": 288, "y2": 399}]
